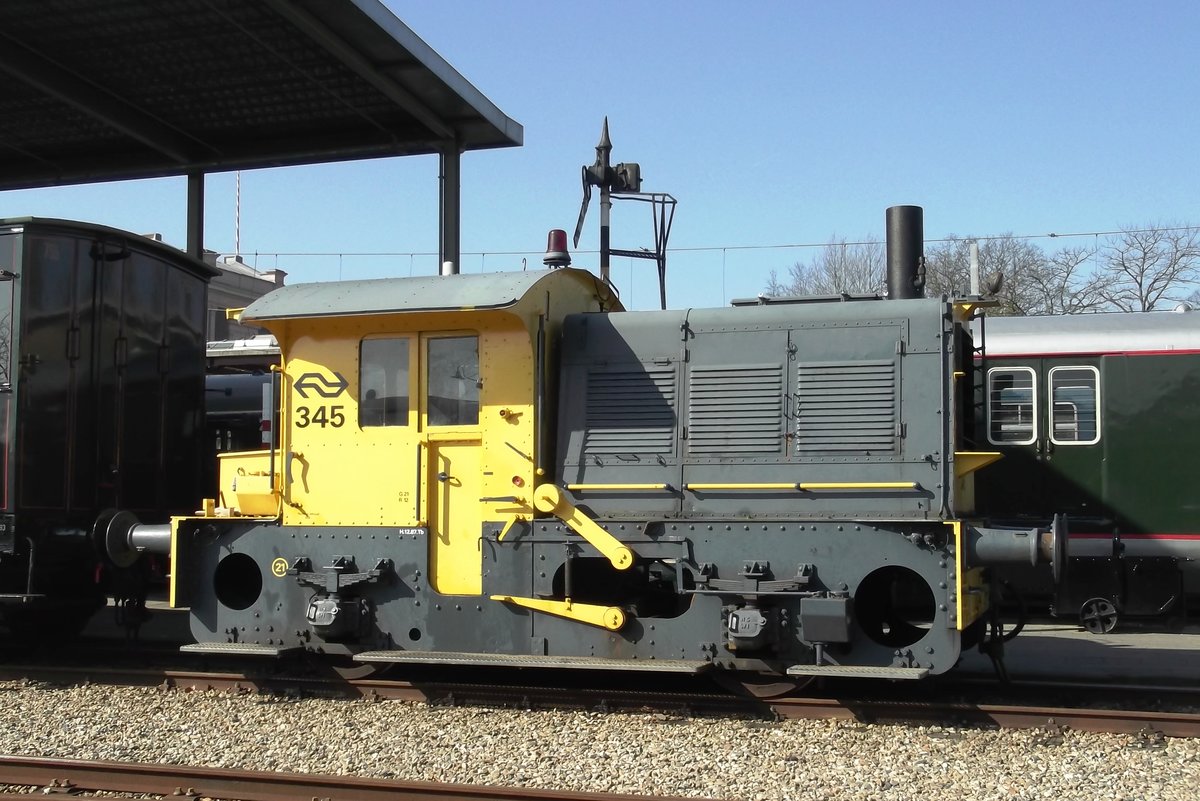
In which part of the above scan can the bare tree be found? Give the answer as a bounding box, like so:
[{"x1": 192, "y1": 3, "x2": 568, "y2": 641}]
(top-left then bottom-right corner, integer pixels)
[
  {"x1": 924, "y1": 234, "x2": 1109, "y2": 315},
  {"x1": 766, "y1": 236, "x2": 883, "y2": 296},
  {"x1": 1024, "y1": 246, "x2": 1110, "y2": 315},
  {"x1": 924, "y1": 234, "x2": 1046, "y2": 314},
  {"x1": 923, "y1": 236, "x2": 974, "y2": 297},
  {"x1": 767, "y1": 223, "x2": 1200, "y2": 315},
  {"x1": 1098, "y1": 226, "x2": 1200, "y2": 311}
]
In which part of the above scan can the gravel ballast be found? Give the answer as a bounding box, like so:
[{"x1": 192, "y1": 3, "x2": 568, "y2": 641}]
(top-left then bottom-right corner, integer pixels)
[{"x1": 1, "y1": 680, "x2": 1197, "y2": 800}]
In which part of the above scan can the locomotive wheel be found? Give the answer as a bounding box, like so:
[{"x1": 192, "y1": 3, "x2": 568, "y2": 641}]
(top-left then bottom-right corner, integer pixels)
[
  {"x1": 1079, "y1": 597, "x2": 1119, "y2": 634},
  {"x1": 326, "y1": 656, "x2": 390, "y2": 681},
  {"x1": 713, "y1": 670, "x2": 814, "y2": 699}
]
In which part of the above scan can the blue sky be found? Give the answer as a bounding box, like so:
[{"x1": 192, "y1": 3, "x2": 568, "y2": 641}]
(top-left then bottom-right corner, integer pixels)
[{"x1": 2, "y1": 2, "x2": 1197, "y2": 310}]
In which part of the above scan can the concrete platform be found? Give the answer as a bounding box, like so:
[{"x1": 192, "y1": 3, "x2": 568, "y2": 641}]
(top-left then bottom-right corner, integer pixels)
[
  {"x1": 80, "y1": 598, "x2": 192, "y2": 644},
  {"x1": 955, "y1": 623, "x2": 1200, "y2": 686}
]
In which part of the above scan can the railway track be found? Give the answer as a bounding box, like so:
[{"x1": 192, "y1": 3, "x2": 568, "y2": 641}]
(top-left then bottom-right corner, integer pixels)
[
  {"x1": 0, "y1": 755, "x2": 698, "y2": 801},
  {"x1": 771, "y1": 695, "x2": 1200, "y2": 737},
  {"x1": 3, "y1": 660, "x2": 1199, "y2": 738}
]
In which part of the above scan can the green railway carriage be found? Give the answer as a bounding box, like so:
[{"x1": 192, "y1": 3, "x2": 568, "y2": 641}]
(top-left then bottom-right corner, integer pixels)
[{"x1": 974, "y1": 310, "x2": 1200, "y2": 630}]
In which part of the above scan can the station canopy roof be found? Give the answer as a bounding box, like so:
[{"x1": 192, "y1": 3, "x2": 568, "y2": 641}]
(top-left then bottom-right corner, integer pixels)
[{"x1": 0, "y1": 0, "x2": 523, "y2": 191}]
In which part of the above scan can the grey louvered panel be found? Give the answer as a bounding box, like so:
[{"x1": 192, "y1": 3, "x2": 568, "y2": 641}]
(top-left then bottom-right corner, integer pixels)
[
  {"x1": 689, "y1": 399, "x2": 782, "y2": 411},
  {"x1": 588, "y1": 410, "x2": 676, "y2": 423},
  {"x1": 687, "y1": 364, "x2": 784, "y2": 455},
  {"x1": 798, "y1": 406, "x2": 896, "y2": 417},
  {"x1": 799, "y1": 431, "x2": 896, "y2": 442},
  {"x1": 796, "y1": 359, "x2": 897, "y2": 454},
  {"x1": 802, "y1": 420, "x2": 897, "y2": 431},
  {"x1": 583, "y1": 366, "x2": 676, "y2": 455},
  {"x1": 799, "y1": 381, "x2": 896, "y2": 393}
]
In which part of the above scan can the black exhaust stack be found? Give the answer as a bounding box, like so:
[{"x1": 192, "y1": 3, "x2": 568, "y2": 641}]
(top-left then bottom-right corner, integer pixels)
[{"x1": 885, "y1": 205, "x2": 926, "y2": 299}]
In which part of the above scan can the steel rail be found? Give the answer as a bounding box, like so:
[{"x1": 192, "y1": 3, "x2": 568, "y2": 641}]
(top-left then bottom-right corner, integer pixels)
[
  {"x1": 0, "y1": 662, "x2": 753, "y2": 717},
  {"x1": 0, "y1": 755, "x2": 700, "y2": 801},
  {"x1": 4, "y1": 662, "x2": 1200, "y2": 738},
  {"x1": 770, "y1": 696, "x2": 1200, "y2": 737}
]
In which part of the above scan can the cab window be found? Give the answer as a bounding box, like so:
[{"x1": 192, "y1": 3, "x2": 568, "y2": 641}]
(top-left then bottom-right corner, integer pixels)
[
  {"x1": 987, "y1": 367, "x2": 1036, "y2": 445},
  {"x1": 360, "y1": 337, "x2": 410, "y2": 427},
  {"x1": 427, "y1": 335, "x2": 479, "y2": 426},
  {"x1": 1049, "y1": 366, "x2": 1100, "y2": 445}
]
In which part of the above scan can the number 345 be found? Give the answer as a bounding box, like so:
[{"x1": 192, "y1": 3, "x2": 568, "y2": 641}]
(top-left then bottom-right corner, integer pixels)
[{"x1": 295, "y1": 405, "x2": 345, "y2": 428}]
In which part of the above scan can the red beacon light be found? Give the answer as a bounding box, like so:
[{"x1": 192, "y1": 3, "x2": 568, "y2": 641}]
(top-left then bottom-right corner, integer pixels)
[{"x1": 542, "y1": 229, "x2": 571, "y2": 268}]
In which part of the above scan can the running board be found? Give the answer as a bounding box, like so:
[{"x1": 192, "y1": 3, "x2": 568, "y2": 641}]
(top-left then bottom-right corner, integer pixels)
[
  {"x1": 181, "y1": 642, "x2": 300, "y2": 657},
  {"x1": 354, "y1": 650, "x2": 712, "y2": 674},
  {"x1": 786, "y1": 664, "x2": 930, "y2": 680}
]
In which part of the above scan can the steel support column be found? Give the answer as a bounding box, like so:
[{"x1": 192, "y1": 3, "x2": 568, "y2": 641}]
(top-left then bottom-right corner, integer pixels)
[
  {"x1": 439, "y1": 141, "x2": 461, "y2": 275},
  {"x1": 186, "y1": 172, "x2": 204, "y2": 262}
]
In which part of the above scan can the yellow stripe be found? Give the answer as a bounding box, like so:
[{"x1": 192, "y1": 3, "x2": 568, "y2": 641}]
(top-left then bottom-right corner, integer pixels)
[
  {"x1": 683, "y1": 481, "x2": 919, "y2": 491},
  {"x1": 798, "y1": 482, "x2": 918, "y2": 490},
  {"x1": 566, "y1": 483, "x2": 671, "y2": 491},
  {"x1": 685, "y1": 483, "x2": 798, "y2": 491},
  {"x1": 168, "y1": 518, "x2": 178, "y2": 608},
  {"x1": 948, "y1": 519, "x2": 988, "y2": 630}
]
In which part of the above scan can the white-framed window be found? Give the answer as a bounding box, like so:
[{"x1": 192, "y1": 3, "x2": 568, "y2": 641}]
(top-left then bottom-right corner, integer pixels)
[
  {"x1": 1049, "y1": 365, "x2": 1100, "y2": 445},
  {"x1": 987, "y1": 366, "x2": 1037, "y2": 445}
]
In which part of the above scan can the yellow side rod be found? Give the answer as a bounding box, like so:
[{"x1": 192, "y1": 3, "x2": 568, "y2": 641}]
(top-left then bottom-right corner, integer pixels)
[
  {"x1": 490, "y1": 595, "x2": 626, "y2": 631},
  {"x1": 532, "y1": 484, "x2": 635, "y2": 570}
]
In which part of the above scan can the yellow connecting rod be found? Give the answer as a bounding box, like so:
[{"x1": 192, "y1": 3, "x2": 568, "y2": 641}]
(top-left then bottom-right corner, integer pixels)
[{"x1": 532, "y1": 484, "x2": 635, "y2": 571}]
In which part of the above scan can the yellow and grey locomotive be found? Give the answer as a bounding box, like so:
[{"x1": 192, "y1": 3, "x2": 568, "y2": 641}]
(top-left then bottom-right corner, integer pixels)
[{"x1": 107, "y1": 206, "x2": 1064, "y2": 681}]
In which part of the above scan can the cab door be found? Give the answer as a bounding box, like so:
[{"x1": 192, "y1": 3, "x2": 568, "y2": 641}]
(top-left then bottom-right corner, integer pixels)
[
  {"x1": 423, "y1": 333, "x2": 483, "y2": 595},
  {"x1": 984, "y1": 360, "x2": 1103, "y2": 520}
]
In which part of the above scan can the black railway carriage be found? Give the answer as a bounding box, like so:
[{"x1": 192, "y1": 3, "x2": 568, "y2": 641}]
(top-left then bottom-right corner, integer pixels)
[
  {"x1": 106, "y1": 220, "x2": 1064, "y2": 682},
  {"x1": 975, "y1": 310, "x2": 1200, "y2": 630},
  {"x1": 0, "y1": 218, "x2": 216, "y2": 630}
]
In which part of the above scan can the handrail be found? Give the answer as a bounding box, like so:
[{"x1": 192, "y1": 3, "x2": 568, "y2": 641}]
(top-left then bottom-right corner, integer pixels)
[
  {"x1": 566, "y1": 483, "x2": 673, "y2": 492},
  {"x1": 683, "y1": 481, "x2": 920, "y2": 491}
]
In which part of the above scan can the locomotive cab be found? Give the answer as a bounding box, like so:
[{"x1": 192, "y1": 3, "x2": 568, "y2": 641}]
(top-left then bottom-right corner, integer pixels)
[
  {"x1": 230, "y1": 268, "x2": 618, "y2": 593},
  {"x1": 161, "y1": 267, "x2": 634, "y2": 655}
]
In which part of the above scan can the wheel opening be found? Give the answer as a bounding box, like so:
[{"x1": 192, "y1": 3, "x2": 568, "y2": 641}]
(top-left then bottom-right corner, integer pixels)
[
  {"x1": 213, "y1": 552, "x2": 263, "y2": 611},
  {"x1": 551, "y1": 557, "x2": 692, "y2": 618},
  {"x1": 854, "y1": 565, "x2": 936, "y2": 648}
]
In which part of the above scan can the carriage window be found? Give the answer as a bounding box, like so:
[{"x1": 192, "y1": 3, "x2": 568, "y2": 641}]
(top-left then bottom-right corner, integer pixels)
[
  {"x1": 0, "y1": 266, "x2": 12, "y2": 391},
  {"x1": 987, "y1": 367, "x2": 1036, "y2": 445},
  {"x1": 1049, "y1": 366, "x2": 1100, "y2": 445},
  {"x1": 427, "y1": 335, "x2": 480, "y2": 427},
  {"x1": 360, "y1": 337, "x2": 410, "y2": 427}
]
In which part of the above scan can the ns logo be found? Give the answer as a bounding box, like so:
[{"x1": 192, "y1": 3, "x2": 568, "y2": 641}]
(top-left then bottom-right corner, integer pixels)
[
  {"x1": 293, "y1": 371, "x2": 349, "y2": 399},
  {"x1": 292, "y1": 371, "x2": 348, "y2": 429}
]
